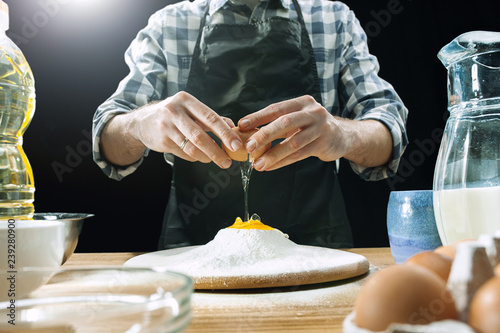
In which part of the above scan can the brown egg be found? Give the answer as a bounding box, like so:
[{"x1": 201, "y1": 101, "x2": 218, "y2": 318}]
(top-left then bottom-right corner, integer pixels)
[
  {"x1": 434, "y1": 239, "x2": 476, "y2": 259},
  {"x1": 468, "y1": 276, "x2": 500, "y2": 333},
  {"x1": 223, "y1": 127, "x2": 271, "y2": 162},
  {"x1": 353, "y1": 265, "x2": 458, "y2": 331},
  {"x1": 406, "y1": 251, "x2": 453, "y2": 281},
  {"x1": 495, "y1": 263, "x2": 500, "y2": 277},
  {"x1": 434, "y1": 244, "x2": 456, "y2": 259}
]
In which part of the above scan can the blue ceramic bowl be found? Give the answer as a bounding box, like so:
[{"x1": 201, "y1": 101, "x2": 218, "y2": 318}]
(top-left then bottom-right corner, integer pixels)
[{"x1": 387, "y1": 190, "x2": 442, "y2": 264}]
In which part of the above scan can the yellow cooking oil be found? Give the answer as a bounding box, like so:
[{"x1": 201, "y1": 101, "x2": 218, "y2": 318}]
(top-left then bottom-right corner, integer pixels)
[{"x1": 0, "y1": 1, "x2": 36, "y2": 219}]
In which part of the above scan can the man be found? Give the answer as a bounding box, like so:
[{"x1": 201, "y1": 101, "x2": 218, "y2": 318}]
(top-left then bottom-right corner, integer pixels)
[{"x1": 93, "y1": 0, "x2": 408, "y2": 249}]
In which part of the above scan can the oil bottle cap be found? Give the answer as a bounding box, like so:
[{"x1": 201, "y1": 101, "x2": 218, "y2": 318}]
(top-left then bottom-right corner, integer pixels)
[{"x1": 0, "y1": 1, "x2": 8, "y2": 32}]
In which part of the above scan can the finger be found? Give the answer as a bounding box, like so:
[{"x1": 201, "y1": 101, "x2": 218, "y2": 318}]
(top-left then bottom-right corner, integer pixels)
[
  {"x1": 239, "y1": 97, "x2": 306, "y2": 130},
  {"x1": 164, "y1": 133, "x2": 207, "y2": 163},
  {"x1": 195, "y1": 117, "x2": 235, "y2": 131},
  {"x1": 222, "y1": 117, "x2": 236, "y2": 128},
  {"x1": 258, "y1": 147, "x2": 312, "y2": 171},
  {"x1": 175, "y1": 137, "x2": 211, "y2": 163},
  {"x1": 245, "y1": 111, "x2": 313, "y2": 154},
  {"x1": 163, "y1": 127, "x2": 209, "y2": 163},
  {"x1": 252, "y1": 128, "x2": 316, "y2": 171},
  {"x1": 255, "y1": 142, "x2": 316, "y2": 171},
  {"x1": 184, "y1": 98, "x2": 242, "y2": 152},
  {"x1": 166, "y1": 96, "x2": 232, "y2": 168},
  {"x1": 177, "y1": 122, "x2": 233, "y2": 168}
]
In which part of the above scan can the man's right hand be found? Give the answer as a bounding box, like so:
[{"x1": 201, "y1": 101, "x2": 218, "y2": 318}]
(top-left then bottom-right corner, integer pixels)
[{"x1": 100, "y1": 91, "x2": 243, "y2": 169}]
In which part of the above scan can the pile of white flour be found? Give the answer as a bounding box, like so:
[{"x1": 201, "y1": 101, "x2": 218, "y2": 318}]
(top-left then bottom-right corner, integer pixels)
[{"x1": 126, "y1": 228, "x2": 324, "y2": 277}]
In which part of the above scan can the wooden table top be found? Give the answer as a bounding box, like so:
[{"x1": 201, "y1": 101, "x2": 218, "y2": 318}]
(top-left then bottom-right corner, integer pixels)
[{"x1": 64, "y1": 248, "x2": 395, "y2": 333}]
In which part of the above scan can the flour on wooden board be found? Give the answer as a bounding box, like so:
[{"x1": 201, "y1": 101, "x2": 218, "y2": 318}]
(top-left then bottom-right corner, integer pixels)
[{"x1": 127, "y1": 228, "x2": 356, "y2": 277}]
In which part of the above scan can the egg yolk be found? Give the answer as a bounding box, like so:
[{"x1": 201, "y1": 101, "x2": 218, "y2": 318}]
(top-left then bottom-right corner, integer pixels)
[{"x1": 228, "y1": 217, "x2": 274, "y2": 230}]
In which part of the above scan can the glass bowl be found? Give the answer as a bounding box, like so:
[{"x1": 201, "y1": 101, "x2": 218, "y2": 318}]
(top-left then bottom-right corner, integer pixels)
[{"x1": 0, "y1": 266, "x2": 193, "y2": 332}]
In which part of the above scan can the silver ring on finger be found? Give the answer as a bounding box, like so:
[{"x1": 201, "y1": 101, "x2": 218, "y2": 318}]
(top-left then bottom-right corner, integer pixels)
[{"x1": 179, "y1": 137, "x2": 189, "y2": 151}]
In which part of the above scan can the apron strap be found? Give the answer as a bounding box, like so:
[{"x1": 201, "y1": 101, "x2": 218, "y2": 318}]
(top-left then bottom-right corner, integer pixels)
[
  {"x1": 290, "y1": 0, "x2": 306, "y2": 27},
  {"x1": 200, "y1": 0, "x2": 210, "y2": 29}
]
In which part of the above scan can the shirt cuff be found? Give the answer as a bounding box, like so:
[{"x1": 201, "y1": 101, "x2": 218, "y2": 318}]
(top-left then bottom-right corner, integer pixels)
[
  {"x1": 92, "y1": 110, "x2": 149, "y2": 181},
  {"x1": 348, "y1": 109, "x2": 407, "y2": 181}
]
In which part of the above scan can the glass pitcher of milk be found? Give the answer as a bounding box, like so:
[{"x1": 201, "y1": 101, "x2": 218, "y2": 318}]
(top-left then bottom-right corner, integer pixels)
[{"x1": 433, "y1": 31, "x2": 500, "y2": 245}]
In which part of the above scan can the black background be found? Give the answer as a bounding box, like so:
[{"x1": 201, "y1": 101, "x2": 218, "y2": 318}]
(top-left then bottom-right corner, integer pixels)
[{"x1": 3, "y1": 0, "x2": 499, "y2": 252}]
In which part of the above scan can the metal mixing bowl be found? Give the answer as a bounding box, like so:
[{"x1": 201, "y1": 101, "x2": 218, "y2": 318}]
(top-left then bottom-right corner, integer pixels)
[{"x1": 33, "y1": 213, "x2": 94, "y2": 264}]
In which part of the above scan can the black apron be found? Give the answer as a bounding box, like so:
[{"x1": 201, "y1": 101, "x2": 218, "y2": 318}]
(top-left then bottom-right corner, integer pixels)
[{"x1": 158, "y1": 0, "x2": 353, "y2": 249}]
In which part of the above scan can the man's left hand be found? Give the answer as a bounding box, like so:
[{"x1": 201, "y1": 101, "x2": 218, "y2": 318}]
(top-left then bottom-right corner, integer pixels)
[{"x1": 238, "y1": 95, "x2": 351, "y2": 171}]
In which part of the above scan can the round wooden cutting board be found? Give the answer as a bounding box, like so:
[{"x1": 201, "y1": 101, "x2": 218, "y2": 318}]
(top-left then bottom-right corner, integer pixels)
[{"x1": 124, "y1": 246, "x2": 370, "y2": 290}]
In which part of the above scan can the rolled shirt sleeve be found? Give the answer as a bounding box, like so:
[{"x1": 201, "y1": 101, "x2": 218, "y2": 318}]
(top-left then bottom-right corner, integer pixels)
[
  {"x1": 336, "y1": 7, "x2": 408, "y2": 181},
  {"x1": 92, "y1": 11, "x2": 168, "y2": 181}
]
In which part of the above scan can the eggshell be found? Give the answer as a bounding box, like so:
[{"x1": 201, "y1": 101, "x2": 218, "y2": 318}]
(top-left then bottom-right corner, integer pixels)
[
  {"x1": 434, "y1": 244, "x2": 457, "y2": 259},
  {"x1": 468, "y1": 276, "x2": 500, "y2": 333},
  {"x1": 353, "y1": 265, "x2": 458, "y2": 331},
  {"x1": 434, "y1": 239, "x2": 475, "y2": 259},
  {"x1": 223, "y1": 127, "x2": 271, "y2": 162},
  {"x1": 406, "y1": 251, "x2": 453, "y2": 281}
]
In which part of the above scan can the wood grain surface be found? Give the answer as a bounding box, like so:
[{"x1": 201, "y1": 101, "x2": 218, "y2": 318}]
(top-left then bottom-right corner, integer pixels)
[{"x1": 64, "y1": 248, "x2": 395, "y2": 332}]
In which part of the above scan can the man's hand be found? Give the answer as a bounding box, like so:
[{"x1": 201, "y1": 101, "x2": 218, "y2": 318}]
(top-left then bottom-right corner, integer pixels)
[
  {"x1": 101, "y1": 91, "x2": 243, "y2": 169},
  {"x1": 238, "y1": 95, "x2": 392, "y2": 171}
]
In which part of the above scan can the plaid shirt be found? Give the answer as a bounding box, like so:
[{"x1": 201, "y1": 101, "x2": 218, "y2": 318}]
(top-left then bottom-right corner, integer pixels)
[{"x1": 92, "y1": 0, "x2": 408, "y2": 181}]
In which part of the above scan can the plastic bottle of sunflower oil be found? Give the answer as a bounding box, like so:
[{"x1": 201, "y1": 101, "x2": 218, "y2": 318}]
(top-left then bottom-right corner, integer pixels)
[{"x1": 0, "y1": 1, "x2": 36, "y2": 219}]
